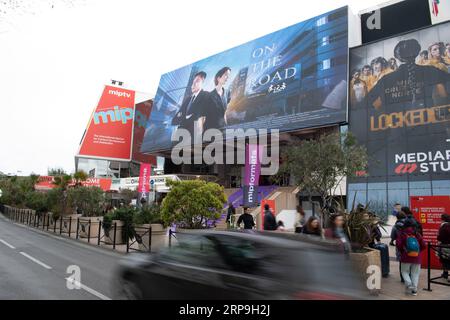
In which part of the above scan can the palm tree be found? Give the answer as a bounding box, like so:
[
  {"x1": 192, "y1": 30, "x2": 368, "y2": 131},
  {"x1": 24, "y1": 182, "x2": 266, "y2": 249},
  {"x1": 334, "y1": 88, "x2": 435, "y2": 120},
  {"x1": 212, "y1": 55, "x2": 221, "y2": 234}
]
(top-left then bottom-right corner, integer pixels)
[
  {"x1": 52, "y1": 174, "x2": 72, "y2": 216},
  {"x1": 53, "y1": 174, "x2": 72, "y2": 190},
  {"x1": 72, "y1": 171, "x2": 88, "y2": 187}
]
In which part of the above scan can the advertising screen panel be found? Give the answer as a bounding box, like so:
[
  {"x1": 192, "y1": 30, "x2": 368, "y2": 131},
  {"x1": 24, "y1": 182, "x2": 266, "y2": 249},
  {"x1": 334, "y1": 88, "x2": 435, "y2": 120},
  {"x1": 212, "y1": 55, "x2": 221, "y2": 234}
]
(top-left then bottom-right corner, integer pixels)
[
  {"x1": 360, "y1": 0, "x2": 432, "y2": 44},
  {"x1": 349, "y1": 22, "x2": 450, "y2": 184},
  {"x1": 141, "y1": 6, "x2": 349, "y2": 153},
  {"x1": 78, "y1": 86, "x2": 136, "y2": 161}
]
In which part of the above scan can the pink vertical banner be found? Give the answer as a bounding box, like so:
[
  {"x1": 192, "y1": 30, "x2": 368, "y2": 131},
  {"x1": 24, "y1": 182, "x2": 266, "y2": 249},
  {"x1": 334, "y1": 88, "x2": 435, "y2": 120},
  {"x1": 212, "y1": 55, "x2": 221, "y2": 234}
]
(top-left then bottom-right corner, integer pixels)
[
  {"x1": 138, "y1": 163, "x2": 151, "y2": 206},
  {"x1": 244, "y1": 144, "x2": 262, "y2": 207}
]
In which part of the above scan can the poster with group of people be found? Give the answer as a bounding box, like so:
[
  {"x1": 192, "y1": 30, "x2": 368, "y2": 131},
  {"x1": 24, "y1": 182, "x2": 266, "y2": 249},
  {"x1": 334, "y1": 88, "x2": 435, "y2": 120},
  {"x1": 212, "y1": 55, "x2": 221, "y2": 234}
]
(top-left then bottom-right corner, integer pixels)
[{"x1": 349, "y1": 21, "x2": 450, "y2": 182}]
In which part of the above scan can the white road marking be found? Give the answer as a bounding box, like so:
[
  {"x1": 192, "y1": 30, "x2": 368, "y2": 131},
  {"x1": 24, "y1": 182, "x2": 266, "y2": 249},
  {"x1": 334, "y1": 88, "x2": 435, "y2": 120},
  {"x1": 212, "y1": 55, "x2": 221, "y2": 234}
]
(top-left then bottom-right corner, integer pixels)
[
  {"x1": 0, "y1": 239, "x2": 16, "y2": 249},
  {"x1": 19, "y1": 252, "x2": 52, "y2": 270},
  {"x1": 65, "y1": 277, "x2": 111, "y2": 300}
]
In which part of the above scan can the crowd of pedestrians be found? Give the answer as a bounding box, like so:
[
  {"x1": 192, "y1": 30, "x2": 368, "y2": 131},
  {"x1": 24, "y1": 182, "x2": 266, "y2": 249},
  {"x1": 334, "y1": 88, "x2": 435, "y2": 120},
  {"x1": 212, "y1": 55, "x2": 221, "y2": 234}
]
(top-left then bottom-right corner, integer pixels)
[{"x1": 227, "y1": 200, "x2": 450, "y2": 297}]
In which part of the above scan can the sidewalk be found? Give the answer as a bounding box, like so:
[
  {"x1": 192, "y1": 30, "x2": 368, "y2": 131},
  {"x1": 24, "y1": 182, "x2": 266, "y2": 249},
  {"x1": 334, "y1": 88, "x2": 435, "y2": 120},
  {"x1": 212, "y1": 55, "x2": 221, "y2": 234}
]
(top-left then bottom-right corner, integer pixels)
[{"x1": 377, "y1": 238, "x2": 450, "y2": 300}]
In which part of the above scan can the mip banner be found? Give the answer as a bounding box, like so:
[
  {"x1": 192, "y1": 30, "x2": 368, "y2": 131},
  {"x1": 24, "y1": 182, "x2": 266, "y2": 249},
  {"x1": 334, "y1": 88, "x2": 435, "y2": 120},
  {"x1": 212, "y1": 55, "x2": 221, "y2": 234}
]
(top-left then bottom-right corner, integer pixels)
[
  {"x1": 137, "y1": 163, "x2": 151, "y2": 207},
  {"x1": 243, "y1": 144, "x2": 262, "y2": 207}
]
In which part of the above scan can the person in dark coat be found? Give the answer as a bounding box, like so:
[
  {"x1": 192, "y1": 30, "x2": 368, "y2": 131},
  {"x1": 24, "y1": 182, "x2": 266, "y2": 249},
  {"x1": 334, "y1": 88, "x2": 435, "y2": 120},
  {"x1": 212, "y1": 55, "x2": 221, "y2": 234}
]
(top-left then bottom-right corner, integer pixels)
[
  {"x1": 402, "y1": 206, "x2": 423, "y2": 235},
  {"x1": 390, "y1": 211, "x2": 407, "y2": 246},
  {"x1": 437, "y1": 213, "x2": 450, "y2": 282},
  {"x1": 171, "y1": 71, "x2": 210, "y2": 134},
  {"x1": 204, "y1": 67, "x2": 231, "y2": 131},
  {"x1": 263, "y1": 204, "x2": 277, "y2": 231},
  {"x1": 236, "y1": 207, "x2": 255, "y2": 230},
  {"x1": 391, "y1": 211, "x2": 407, "y2": 283},
  {"x1": 226, "y1": 203, "x2": 235, "y2": 228}
]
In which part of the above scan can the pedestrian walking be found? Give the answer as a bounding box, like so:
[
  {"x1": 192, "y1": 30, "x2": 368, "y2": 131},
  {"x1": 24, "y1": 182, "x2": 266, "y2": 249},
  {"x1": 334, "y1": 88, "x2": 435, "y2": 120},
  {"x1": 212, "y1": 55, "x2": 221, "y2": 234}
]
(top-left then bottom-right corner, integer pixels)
[
  {"x1": 390, "y1": 210, "x2": 407, "y2": 246},
  {"x1": 402, "y1": 206, "x2": 423, "y2": 235},
  {"x1": 437, "y1": 213, "x2": 450, "y2": 282},
  {"x1": 294, "y1": 205, "x2": 306, "y2": 233},
  {"x1": 302, "y1": 216, "x2": 323, "y2": 237},
  {"x1": 236, "y1": 207, "x2": 255, "y2": 230},
  {"x1": 226, "y1": 202, "x2": 235, "y2": 229},
  {"x1": 392, "y1": 203, "x2": 402, "y2": 218},
  {"x1": 263, "y1": 204, "x2": 277, "y2": 231},
  {"x1": 325, "y1": 213, "x2": 351, "y2": 253},
  {"x1": 392, "y1": 211, "x2": 407, "y2": 283},
  {"x1": 396, "y1": 219, "x2": 427, "y2": 296}
]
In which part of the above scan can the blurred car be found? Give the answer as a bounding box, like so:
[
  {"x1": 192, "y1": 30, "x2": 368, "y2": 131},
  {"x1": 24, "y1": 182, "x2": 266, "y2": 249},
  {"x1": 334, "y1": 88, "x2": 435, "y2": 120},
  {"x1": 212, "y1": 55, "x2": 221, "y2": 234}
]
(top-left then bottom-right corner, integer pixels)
[{"x1": 112, "y1": 230, "x2": 369, "y2": 300}]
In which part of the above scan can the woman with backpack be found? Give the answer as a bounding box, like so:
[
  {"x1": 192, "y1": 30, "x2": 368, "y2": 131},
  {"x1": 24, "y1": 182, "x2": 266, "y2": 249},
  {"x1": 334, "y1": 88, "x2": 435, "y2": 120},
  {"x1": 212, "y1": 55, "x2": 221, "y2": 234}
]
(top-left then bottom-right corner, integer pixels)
[{"x1": 396, "y1": 219, "x2": 427, "y2": 296}]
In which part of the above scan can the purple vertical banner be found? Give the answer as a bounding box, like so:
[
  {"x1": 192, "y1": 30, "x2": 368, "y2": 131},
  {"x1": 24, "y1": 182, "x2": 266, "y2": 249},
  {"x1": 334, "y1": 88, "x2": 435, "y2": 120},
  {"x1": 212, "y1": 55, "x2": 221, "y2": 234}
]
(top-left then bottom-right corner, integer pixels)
[{"x1": 243, "y1": 144, "x2": 262, "y2": 207}]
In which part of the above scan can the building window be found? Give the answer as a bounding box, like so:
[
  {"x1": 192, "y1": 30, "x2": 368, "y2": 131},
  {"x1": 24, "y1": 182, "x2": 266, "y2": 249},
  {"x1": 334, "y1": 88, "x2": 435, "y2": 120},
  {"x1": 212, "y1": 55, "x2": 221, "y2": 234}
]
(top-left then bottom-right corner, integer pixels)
[
  {"x1": 322, "y1": 36, "x2": 329, "y2": 46},
  {"x1": 322, "y1": 59, "x2": 331, "y2": 70},
  {"x1": 316, "y1": 16, "x2": 327, "y2": 27}
]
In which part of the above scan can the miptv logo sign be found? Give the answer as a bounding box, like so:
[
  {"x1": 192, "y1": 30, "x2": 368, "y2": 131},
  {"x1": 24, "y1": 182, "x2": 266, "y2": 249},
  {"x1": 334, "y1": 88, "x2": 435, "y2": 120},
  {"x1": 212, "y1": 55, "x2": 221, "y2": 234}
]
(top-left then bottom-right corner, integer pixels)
[
  {"x1": 93, "y1": 108, "x2": 147, "y2": 127},
  {"x1": 108, "y1": 89, "x2": 131, "y2": 99},
  {"x1": 93, "y1": 106, "x2": 134, "y2": 125}
]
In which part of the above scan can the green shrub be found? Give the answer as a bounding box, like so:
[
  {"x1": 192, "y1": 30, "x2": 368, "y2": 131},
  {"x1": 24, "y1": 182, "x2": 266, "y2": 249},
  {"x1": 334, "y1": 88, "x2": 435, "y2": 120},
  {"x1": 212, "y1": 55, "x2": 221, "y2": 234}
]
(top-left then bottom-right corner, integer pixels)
[
  {"x1": 161, "y1": 180, "x2": 226, "y2": 229},
  {"x1": 133, "y1": 204, "x2": 163, "y2": 225},
  {"x1": 102, "y1": 206, "x2": 137, "y2": 242}
]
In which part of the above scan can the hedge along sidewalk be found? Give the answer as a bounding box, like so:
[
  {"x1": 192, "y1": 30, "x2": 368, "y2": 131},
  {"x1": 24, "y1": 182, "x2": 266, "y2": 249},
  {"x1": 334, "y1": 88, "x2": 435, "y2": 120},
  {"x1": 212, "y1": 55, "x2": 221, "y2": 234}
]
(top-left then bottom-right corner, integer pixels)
[{"x1": 0, "y1": 206, "x2": 151, "y2": 254}]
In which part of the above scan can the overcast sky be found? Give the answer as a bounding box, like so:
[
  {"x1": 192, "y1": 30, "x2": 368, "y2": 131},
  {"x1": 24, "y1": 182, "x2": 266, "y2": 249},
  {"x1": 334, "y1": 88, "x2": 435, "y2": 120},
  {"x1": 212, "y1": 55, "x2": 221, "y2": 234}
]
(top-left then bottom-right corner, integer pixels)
[{"x1": 0, "y1": 0, "x2": 387, "y2": 176}]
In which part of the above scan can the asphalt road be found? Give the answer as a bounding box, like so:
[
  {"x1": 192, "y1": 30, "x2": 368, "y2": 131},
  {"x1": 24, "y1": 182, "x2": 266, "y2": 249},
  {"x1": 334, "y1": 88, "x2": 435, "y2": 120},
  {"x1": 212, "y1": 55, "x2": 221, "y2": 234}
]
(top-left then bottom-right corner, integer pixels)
[{"x1": 0, "y1": 214, "x2": 125, "y2": 300}]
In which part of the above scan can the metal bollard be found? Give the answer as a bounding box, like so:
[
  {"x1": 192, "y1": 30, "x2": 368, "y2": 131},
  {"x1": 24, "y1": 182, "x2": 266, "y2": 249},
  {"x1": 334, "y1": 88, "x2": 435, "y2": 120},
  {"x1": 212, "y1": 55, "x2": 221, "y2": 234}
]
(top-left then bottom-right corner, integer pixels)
[
  {"x1": 87, "y1": 220, "x2": 91, "y2": 243},
  {"x1": 76, "y1": 219, "x2": 80, "y2": 240},
  {"x1": 68, "y1": 217, "x2": 72, "y2": 238},
  {"x1": 126, "y1": 225, "x2": 129, "y2": 253},
  {"x1": 97, "y1": 221, "x2": 102, "y2": 246},
  {"x1": 113, "y1": 222, "x2": 117, "y2": 250},
  {"x1": 149, "y1": 225, "x2": 152, "y2": 252}
]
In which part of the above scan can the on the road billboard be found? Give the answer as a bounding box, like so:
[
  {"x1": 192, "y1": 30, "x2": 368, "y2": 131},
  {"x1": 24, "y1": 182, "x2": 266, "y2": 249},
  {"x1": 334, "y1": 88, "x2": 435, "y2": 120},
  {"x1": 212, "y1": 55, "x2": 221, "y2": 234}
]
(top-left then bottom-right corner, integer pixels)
[
  {"x1": 78, "y1": 86, "x2": 136, "y2": 161},
  {"x1": 141, "y1": 6, "x2": 349, "y2": 153},
  {"x1": 349, "y1": 21, "x2": 450, "y2": 183}
]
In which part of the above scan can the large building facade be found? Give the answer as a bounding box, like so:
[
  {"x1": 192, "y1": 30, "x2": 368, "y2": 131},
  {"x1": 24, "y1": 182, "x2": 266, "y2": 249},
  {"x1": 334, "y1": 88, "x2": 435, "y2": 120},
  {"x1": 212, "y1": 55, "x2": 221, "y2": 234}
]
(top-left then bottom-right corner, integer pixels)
[{"x1": 76, "y1": 1, "x2": 450, "y2": 216}]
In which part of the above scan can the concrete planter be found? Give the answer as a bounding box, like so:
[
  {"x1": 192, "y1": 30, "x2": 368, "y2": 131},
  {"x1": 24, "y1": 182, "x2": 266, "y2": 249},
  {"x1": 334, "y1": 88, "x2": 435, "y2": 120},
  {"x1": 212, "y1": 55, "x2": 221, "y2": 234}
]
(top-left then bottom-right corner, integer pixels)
[
  {"x1": 103, "y1": 220, "x2": 125, "y2": 245},
  {"x1": 78, "y1": 217, "x2": 102, "y2": 239},
  {"x1": 135, "y1": 224, "x2": 167, "y2": 252},
  {"x1": 60, "y1": 214, "x2": 81, "y2": 233},
  {"x1": 349, "y1": 247, "x2": 382, "y2": 295}
]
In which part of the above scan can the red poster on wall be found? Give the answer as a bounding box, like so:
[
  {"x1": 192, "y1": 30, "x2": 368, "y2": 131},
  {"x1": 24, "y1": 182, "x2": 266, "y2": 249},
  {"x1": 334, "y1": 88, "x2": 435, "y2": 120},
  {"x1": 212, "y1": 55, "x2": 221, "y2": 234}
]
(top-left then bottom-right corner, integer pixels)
[
  {"x1": 78, "y1": 86, "x2": 136, "y2": 161},
  {"x1": 35, "y1": 176, "x2": 112, "y2": 192},
  {"x1": 410, "y1": 196, "x2": 450, "y2": 269},
  {"x1": 261, "y1": 199, "x2": 276, "y2": 230}
]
